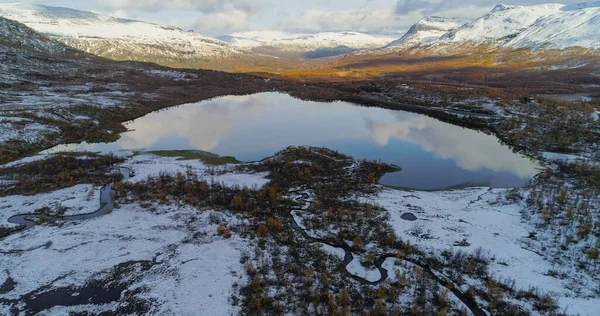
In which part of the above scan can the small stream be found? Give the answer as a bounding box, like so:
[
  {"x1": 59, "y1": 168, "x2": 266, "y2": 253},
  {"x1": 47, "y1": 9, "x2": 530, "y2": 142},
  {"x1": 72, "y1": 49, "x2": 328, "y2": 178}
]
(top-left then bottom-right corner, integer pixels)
[
  {"x1": 288, "y1": 191, "x2": 486, "y2": 316},
  {"x1": 6, "y1": 167, "x2": 130, "y2": 233}
]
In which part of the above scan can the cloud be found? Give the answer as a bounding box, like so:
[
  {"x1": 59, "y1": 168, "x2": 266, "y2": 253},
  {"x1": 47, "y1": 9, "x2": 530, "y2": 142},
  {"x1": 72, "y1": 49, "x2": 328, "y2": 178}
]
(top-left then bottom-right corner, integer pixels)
[
  {"x1": 173, "y1": 9, "x2": 253, "y2": 34},
  {"x1": 367, "y1": 113, "x2": 540, "y2": 178},
  {"x1": 394, "y1": 0, "x2": 589, "y2": 17},
  {"x1": 277, "y1": 5, "x2": 421, "y2": 34},
  {"x1": 117, "y1": 94, "x2": 275, "y2": 152},
  {"x1": 96, "y1": 0, "x2": 268, "y2": 15},
  {"x1": 11, "y1": 0, "x2": 592, "y2": 36},
  {"x1": 94, "y1": 0, "x2": 270, "y2": 35}
]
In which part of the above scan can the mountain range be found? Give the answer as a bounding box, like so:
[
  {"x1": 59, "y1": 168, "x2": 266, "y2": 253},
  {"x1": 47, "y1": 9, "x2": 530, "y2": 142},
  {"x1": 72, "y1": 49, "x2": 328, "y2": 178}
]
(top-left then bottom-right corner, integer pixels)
[
  {"x1": 218, "y1": 31, "x2": 395, "y2": 58},
  {"x1": 0, "y1": 2, "x2": 598, "y2": 69},
  {"x1": 383, "y1": 2, "x2": 600, "y2": 52}
]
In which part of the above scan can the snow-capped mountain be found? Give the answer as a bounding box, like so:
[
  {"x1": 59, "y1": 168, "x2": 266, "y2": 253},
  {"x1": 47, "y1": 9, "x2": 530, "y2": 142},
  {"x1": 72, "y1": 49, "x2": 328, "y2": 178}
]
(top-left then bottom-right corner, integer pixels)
[
  {"x1": 444, "y1": 4, "x2": 564, "y2": 45},
  {"x1": 384, "y1": 17, "x2": 467, "y2": 49},
  {"x1": 382, "y1": 2, "x2": 600, "y2": 53},
  {"x1": 507, "y1": 2, "x2": 600, "y2": 49},
  {"x1": 219, "y1": 31, "x2": 395, "y2": 58},
  {"x1": 0, "y1": 3, "x2": 248, "y2": 65}
]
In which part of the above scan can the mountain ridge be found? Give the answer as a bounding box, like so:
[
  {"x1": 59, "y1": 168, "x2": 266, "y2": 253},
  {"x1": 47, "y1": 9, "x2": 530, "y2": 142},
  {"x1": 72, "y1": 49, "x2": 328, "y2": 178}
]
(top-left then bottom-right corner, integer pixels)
[
  {"x1": 0, "y1": 3, "x2": 250, "y2": 65},
  {"x1": 384, "y1": 16, "x2": 468, "y2": 49},
  {"x1": 384, "y1": 2, "x2": 600, "y2": 52},
  {"x1": 219, "y1": 30, "x2": 395, "y2": 58}
]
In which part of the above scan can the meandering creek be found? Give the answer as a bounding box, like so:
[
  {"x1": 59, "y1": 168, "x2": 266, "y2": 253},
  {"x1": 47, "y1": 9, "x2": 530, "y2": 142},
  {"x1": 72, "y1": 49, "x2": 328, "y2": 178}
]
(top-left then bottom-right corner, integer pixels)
[
  {"x1": 288, "y1": 190, "x2": 486, "y2": 316},
  {"x1": 7, "y1": 167, "x2": 130, "y2": 230}
]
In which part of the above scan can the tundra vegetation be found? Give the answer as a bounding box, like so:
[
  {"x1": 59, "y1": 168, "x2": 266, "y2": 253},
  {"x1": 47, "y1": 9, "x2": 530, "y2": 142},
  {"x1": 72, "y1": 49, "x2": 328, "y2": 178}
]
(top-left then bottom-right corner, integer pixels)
[
  {"x1": 116, "y1": 147, "x2": 563, "y2": 315},
  {"x1": 0, "y1": 152, "x2": 123, "y2": 196}
]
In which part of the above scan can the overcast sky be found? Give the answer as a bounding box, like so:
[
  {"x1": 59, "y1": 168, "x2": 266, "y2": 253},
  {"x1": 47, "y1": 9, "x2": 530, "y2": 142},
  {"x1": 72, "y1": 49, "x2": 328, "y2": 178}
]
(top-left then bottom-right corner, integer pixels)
[{"x1": 0, "y1": 0, "x2": 591, "y2": 36}]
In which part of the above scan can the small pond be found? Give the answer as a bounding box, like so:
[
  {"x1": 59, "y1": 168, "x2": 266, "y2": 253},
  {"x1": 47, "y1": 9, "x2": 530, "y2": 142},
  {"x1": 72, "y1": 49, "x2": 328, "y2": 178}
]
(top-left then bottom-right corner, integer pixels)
[{"x1": 47, "y1": 93, "x2": 540, "y2": 190}]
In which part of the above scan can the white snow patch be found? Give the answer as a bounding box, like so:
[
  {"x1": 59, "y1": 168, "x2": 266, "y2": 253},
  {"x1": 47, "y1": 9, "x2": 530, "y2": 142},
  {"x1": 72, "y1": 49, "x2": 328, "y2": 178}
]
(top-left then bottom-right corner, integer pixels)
[
  {"x1": 346, "y1": 255, "x2": 381, "y2": 282},
  {"x1": 0, "y1": 154, "x2": 48, "y2": 168},
  {"x1": 123, "y1": 154, "x2": 269, "y2": 189},
  {"x1": 542, "y1": 152, "x2": 592, "y2": 163},
  {"x1": 373, "y1": 187, "x2": 600, "y2": 315},
  {"x1": 320, "y1": 243, "x2": 345, "y2": 259},
  {"x1": 0, "y1": 203, "x2": 247, "y2": 315},
  {"x1": 135, "y1": 236, "x2": 247, "y2": 315}
]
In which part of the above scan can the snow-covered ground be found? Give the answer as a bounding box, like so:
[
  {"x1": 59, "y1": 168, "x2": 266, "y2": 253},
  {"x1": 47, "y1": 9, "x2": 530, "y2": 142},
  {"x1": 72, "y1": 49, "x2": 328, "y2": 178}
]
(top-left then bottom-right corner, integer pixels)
[
  {"x1": 0, "y1": 184, "x2": 100, "y2": 227},
  {"x1": 2, "y1": 153, "x2": 598, "y2": 314},
  {"x1": 0, "y1": 154, "x2": 49, "y2": 168},
  {"x1": 542, "y1": 152, "x2": 595, "y2": 164},
  {"x1": 0, "y1": 201, "x2": 248, "y2": 315},
  {"x1": 122, "y1": 154, "x2": 269, "y2": 189},
  {"x1": 345, "y1": 256, "x2": 381, "y2": 282},
  {"x1": 366, "y1": 187, "x2": 600, "y2": 316}
]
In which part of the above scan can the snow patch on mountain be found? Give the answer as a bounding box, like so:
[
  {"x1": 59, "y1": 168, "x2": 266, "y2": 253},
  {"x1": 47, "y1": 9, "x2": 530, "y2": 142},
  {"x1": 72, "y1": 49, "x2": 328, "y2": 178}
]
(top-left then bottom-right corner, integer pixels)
[
  {"x1": 444, "y1": 3, "x2": 564, "y2": 45},
  {"x1": 383, "y1": 2, "x2": 600, "y2": 52},
  {"x1": 508, "y1": 2, "x2": 600, "y2": 49}
]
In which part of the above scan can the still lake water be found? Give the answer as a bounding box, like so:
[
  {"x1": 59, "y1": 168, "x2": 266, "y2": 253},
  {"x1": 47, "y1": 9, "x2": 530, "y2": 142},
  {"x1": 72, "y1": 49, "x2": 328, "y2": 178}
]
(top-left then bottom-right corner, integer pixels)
[{"x1": 48, "y1": 93, "x2": 541, "y2": 190}]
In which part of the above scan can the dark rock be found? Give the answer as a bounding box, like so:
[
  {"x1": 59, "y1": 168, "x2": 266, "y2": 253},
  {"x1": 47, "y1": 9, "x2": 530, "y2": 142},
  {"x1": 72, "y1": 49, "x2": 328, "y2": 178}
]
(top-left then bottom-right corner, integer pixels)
[{"x1": 400, "y1": 212, "x2": 417, "y2": 221}]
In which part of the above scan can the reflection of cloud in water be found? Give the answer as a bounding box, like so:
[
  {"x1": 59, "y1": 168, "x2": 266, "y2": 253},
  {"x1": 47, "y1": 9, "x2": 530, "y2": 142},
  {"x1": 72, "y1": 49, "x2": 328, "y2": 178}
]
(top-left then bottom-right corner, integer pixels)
[
  {"x1": 119, "y1": 94, "x2": 273, "y2": 151},
  {"x1": 367, "y1": 114, "x2": 540, "y2": 178}
]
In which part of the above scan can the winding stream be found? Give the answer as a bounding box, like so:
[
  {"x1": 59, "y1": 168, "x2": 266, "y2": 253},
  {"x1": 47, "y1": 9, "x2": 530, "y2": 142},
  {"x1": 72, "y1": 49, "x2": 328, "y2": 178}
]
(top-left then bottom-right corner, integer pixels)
[
  {"x1": 6, "y1": 167, "x2": 130, "y2": 232},
  {"x1": 288, "y1": 190, "x2": 487, "y2": 316}
]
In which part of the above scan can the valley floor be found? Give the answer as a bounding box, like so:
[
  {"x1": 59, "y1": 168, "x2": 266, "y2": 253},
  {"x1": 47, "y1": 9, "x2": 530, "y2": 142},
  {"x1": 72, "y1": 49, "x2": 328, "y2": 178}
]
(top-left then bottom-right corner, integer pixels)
[{"x1": 1, "y1": 153, "x2": 598, "y2": 315}]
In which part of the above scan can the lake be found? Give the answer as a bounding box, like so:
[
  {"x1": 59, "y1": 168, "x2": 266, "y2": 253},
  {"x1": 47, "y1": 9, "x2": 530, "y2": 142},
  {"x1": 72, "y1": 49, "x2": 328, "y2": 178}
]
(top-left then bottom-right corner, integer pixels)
[{"x1": 47, "y1": 92, "x2": 541, "y2": 190}]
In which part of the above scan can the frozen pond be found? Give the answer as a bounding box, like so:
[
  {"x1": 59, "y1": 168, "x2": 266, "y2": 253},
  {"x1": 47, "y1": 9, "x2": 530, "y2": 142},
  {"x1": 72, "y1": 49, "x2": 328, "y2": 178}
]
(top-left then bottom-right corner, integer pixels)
[{"x1": 47, "y1": 93, "x2": 540, "y2": 190}]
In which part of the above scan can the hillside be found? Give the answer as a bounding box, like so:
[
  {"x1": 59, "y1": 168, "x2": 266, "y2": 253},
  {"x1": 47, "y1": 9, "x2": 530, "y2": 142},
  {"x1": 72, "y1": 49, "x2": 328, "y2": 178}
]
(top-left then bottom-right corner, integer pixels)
[
  {"x1": 508, "y1": 2, "x2": 600, "y2": 49},
  {"x1": 0, "y1": 15, "x2": 72, "y2": 55},
  {"x1": 443, "y1": 4, "x2": 564, "y2": 45},
  {"x1": 0, "y1": 3, "x2": 251, "y2": 66}
]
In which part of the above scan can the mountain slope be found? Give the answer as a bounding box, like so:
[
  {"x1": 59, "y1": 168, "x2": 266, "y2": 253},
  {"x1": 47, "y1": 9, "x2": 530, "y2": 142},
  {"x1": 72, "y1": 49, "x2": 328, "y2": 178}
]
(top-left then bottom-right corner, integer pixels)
[
  {"x1": 0, "y1": 3, "x2": 248, "y2": 66},
  {"x1": 508, "y1": 2, "x2": 600, "y2": 49},
  {"x1": 0, "y1": 15, "x2": 71, "y2": 55},
  {"x1": 385, "y1": 17, "x2": 467, "y2": 49},
  {"x1": 0, "y1": 15, "x2": 80, "y2": 85},
  {"x1": 220, "y1": 31, "x2": 395, "y2": 58},
  {"x1": 444, "y1": 3, "x2": 564, "y2": 45},
  {"x1": 378, "y1": 2, "x2": 600, "y2": 53}
]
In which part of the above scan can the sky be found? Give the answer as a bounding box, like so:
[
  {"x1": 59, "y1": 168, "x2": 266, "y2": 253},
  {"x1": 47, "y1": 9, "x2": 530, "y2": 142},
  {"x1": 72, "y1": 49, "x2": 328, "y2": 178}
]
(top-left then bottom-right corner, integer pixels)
[{"x1": 0, "y1": 0, "x2": 592, "y2": 36}]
